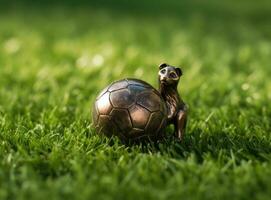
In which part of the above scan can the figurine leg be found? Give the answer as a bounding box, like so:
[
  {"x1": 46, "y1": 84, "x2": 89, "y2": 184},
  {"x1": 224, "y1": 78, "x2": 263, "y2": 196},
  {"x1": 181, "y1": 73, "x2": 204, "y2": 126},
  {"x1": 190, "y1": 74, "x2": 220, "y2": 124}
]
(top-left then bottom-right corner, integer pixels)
[{"x1": 174, "y1": 110, "x2": 187, "y2": 140}]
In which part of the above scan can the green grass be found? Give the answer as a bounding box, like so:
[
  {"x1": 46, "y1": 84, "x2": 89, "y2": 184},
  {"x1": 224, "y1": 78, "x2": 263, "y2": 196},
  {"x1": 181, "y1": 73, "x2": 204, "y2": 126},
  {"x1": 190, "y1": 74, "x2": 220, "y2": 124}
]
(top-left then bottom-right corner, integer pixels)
[{"x1": 0, "y1": 2, "x2": 271, "y2": 200}]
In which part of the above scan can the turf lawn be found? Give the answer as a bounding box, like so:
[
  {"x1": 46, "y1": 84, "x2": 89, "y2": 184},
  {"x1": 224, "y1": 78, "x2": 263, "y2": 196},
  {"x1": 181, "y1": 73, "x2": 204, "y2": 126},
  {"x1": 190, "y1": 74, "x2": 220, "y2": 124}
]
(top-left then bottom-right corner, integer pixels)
[{"x1": 0, "y1": 1, "x2": 271, "y2": 200}]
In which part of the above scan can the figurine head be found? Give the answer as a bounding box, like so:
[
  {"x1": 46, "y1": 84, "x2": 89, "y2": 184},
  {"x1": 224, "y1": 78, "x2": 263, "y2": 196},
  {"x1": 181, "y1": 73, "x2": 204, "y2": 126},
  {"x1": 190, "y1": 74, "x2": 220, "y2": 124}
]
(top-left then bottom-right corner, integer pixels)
[{"x1": 158, "y1": 63, "x2": 182, "y2": 86}]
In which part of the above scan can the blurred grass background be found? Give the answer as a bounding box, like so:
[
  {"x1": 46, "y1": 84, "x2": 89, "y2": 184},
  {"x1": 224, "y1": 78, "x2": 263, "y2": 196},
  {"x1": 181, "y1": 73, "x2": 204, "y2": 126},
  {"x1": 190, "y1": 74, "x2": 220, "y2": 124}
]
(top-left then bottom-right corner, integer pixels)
[{"x1": 0, "y1": 0, "x2": 271, "y2": 200}]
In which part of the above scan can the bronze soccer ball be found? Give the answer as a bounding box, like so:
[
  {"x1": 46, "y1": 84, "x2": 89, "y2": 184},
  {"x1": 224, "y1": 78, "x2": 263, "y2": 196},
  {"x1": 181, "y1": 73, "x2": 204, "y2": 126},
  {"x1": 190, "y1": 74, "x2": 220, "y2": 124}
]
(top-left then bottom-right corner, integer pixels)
[{"x1": 92, "y1": 78, "x2": 168, "y2": 142}]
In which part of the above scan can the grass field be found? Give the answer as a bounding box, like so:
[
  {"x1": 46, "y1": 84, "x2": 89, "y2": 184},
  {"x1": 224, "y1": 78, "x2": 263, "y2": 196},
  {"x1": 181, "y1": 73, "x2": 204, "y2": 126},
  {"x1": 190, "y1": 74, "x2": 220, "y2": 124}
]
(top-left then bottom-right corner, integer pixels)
[{"x1": 0, "y1": 1, "x2": 271, "y2": 199}]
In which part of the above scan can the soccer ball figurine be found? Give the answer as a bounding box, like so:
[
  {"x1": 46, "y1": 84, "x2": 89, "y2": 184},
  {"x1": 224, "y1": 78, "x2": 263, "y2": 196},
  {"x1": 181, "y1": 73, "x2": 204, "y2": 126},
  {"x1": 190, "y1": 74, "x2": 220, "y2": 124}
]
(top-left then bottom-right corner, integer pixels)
[{"x1": 92, "y1": 63, "x2": 188, "y2": 143}]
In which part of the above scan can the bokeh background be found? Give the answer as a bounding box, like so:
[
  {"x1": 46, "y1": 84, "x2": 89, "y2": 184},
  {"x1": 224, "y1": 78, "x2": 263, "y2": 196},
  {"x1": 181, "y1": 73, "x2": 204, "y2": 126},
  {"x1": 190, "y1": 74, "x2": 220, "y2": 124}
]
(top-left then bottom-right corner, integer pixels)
[{"x1": 0, "y1": 0, "x2": 271, "y2": 200}]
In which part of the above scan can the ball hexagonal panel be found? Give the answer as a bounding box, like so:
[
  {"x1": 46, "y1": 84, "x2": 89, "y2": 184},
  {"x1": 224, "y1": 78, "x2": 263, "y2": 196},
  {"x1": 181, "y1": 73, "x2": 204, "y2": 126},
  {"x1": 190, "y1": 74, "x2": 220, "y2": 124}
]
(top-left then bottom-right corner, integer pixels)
[
  {"x1": 145, "y1": 111, "x2": 165, "y2": 135},
  {"x1": 136, "y1": 91, "x2": 161, "y2": 112},
  {"x1": 92, "y1": 103, "x2": 99, "y2": 125},
  {"x1": 157, "y1": 117, "x2": 167, "y2": 135},
  {"x1": 108, "y1": 80, "x2": 129, "y2": 92},
  {"x1": 127, "y1": 84, "x2": 147, "y2": 96},
  {"x1": 110, "y1": 89, "x2": 136, "y2": 108},
  {"x1": 96, "y1": 115, "x2": 118, "y2": 136},
  {"x1": 128, "y1": 104, "x2": 150, "y2": 129},
  {"x1": 96, "y1": 92, "x2": 113, "y2": 115},
  {"x1": 127, "y1": 79, "x2": 152, "y2": 88},
  {"x1": 96, "y1": 85, "x2": 110, "y2": 100},
  {"x1": 110, "y1": 108, "x2": 132, "y2": 133},
  {"x1": 160, "y1": 99, "x2": 168, "y2": 116},
  {"x1": 128, "y1": 128, "x2": 145, "y2": 139}
]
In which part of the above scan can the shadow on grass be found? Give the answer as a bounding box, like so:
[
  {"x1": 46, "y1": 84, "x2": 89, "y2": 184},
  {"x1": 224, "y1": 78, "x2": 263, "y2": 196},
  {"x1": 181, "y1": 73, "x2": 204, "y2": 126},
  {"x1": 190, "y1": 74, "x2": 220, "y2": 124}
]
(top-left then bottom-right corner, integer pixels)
[{"x1": 138, "y1": 131, "x2": 271, "y2": 164}]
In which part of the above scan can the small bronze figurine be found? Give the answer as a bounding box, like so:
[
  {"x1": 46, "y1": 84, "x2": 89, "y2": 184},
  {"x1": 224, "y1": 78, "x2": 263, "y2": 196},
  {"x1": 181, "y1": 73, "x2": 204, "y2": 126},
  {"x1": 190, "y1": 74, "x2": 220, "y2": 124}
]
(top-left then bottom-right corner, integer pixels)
[
  {"x1": 92, "y1": 63, "x2": 188, "y2": 142},
  {"x1": 158, "y1": 63, "x2": 188, "y2": 140}
]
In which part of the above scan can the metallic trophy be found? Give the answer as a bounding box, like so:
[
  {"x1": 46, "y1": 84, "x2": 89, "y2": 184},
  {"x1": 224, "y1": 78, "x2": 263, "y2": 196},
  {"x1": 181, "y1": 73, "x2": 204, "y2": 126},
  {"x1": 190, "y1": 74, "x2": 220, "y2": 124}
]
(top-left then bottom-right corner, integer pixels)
[{"x1": 92, "y1": 63, "x2": 188, "y2": 143}]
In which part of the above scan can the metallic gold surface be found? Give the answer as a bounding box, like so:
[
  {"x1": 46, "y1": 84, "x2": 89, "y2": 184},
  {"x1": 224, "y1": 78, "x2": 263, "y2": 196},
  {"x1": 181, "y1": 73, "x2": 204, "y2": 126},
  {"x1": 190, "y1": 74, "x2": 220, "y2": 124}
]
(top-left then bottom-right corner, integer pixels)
[
  {"x1": 110, "y1": 89, "x2": 135, "y2": 108},
  {"x1": 92, "y1": 78, "x2": 167, "y2": 142},
  {"x1": 128, "y1": 105, "x2": 150, "y2": 129},
  {"x1": 92, "y1": 63, "x2": 188, "y2": 143}
]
